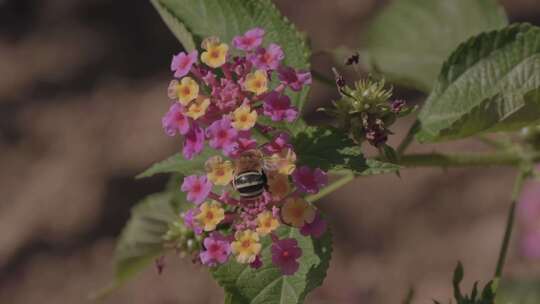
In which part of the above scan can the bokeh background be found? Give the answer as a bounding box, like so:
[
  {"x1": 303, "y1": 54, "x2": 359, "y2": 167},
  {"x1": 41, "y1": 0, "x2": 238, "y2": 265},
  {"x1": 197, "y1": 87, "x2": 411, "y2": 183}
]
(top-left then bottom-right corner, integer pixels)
[{"x1": 1, "y1": 0, "x2": 540, "y2": 303}]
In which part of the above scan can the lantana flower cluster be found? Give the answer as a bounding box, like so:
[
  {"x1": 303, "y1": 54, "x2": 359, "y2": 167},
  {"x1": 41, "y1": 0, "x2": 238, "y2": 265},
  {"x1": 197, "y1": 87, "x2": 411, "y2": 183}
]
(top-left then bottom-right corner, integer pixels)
[{"x1": 161, "y1": 28, "x2": 327, "y2": 275}]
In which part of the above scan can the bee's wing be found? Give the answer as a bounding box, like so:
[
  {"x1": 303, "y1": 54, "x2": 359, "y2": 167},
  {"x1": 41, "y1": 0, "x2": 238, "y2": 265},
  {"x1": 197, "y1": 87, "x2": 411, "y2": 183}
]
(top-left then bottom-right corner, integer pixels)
[
  {"x1": 262, "y1": 153, "x2": 296, "y2": 175},
  {"x1": 262, "y1": 156, "x2": 281, "y2": 172}
]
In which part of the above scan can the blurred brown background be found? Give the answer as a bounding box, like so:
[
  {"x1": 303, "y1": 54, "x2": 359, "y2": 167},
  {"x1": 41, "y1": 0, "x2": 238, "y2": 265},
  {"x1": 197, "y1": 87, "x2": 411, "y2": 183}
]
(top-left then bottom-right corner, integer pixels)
[{"x1": 1, "y1": 0, "x2": 540, "y2": 303}]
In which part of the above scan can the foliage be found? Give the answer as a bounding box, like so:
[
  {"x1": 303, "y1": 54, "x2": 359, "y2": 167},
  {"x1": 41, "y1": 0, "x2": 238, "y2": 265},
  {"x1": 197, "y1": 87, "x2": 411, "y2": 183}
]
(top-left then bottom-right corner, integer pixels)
[
  {"x1": 293, "y1": 126, "x2": 401, "y2": 175},
  {"x1": 496, "y1": 279, "x2": 540, "y2": 304},
  {"x1": 417, "y1": 24, "x2": 540, "y2": 142},
  {"x1": 212, "y1": 226, "x2": 332, "y2": 304},
  {"x1": 434, "y1": 263, "x2": 495, "y2": 304},
  {"x1": 364, "y1": 0, "x2": 507, "y2": 92}
]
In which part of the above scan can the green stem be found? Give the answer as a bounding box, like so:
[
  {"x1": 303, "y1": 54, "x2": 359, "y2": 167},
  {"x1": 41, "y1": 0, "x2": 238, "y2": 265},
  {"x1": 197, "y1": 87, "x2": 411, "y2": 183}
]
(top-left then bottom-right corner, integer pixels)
[
  {"x1": 307, "y1": 152, "x2": 538, "y2": 203},
  {"x1": 306, "y1": 171, "x2": 354, "y2": 203},
  {"x1": 476, "y1": 135, "x2": 512, "y2": 150},
  {"x1": 311, "y1": 70, "x2": 335, "y2": 88},
  {"x1": 397, "y1": 120, "x2": 420, "y2": 156},
  {"x1": 493, "y1": 170, "x2": 527, "y2": 293}
]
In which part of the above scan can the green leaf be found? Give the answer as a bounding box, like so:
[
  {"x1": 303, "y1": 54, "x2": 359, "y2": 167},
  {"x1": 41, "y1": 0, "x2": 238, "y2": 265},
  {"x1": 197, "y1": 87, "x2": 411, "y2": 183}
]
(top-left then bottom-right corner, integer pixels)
[
  {"x1": 150, "y1": 0, "x2": 311, "y2": 111},
  {"x1": 150, "y1": 0, "x2": 196, "y2": 51},
  {"x1": 437, "y1": 262, "x2": 495, "y2": 304},
  {"x1": 293, "y1": 126, "x2": 401, "y2": 175},
  {"x1": 293, "y1": 126, "x2": 367, "y2": 173},
  {"x1": 114, "y1": 192, "x2": 177, "y2": 283},
  {"x1": 212, "y1": 226, "x2": 332, "y2": 304},
  {"x1": 417, "y1": 24, "x2": 540, "y2": 142},
  {"x1": 364, "y1": 0, "x2": 507, "y2": 92},
  {"x1": 91, "y1": 192, "x2": 179, "y2": 299},
  {"x1": 359, "y1": 159, "x2": 401, "y2": 176},
  {"x1": 496, "y1": 279, "x2": 540, "y2": 304},
  {"x1": 137, "y1": 147, "x2": 217, "y2": 178}
]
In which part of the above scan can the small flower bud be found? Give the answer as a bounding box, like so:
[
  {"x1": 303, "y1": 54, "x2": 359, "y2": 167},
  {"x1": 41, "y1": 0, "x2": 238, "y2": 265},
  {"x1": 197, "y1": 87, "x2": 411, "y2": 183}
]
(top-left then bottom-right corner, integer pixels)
[{"x1": 344, "y1": 52, "x2": 360, "y2": 66}]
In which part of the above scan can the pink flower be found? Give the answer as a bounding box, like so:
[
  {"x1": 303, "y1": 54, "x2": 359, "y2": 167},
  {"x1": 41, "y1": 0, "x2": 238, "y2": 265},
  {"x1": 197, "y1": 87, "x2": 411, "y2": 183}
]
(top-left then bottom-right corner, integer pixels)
[
  {"x1": 263, "y1": 92, "x2": 299, "y2": 122},
  {"x1": 183, "y1": 208, "x2": 202, "y2": 235},
  {"x1": 300, "y1": 213, "x2": 327, "y2": 238},
  {"x1": 181, "y1": 175, "x2": 212, "y2": 205},
  {"x1": 171, "y1": 50, "x2": 198, "y2": 78},
  {"x1": 518, "y1": 177, "x2": 540, "y2": 228},
  {"x1": 518, "y1": 173, "x2": 540, "y2": 259},
  {"x1": 200, "y1": 233, "x2": 231, "y2": 266},
  {"x1": 224, "y1": 131, "x2": 257, "y2": 158},
  {"x1": 521, "y1": 229, "x2": 540, "y2": 259},
  {"x1": 233, "y1": 28, "x2": 265, "y2": 51},
  {"x1": 292, "y1": 166, "x2": 328, "y2": 194},
  {"x1": 207, "y1": 117, "x2": 238, "y2": 152},
  {"x1": 162, "y1": 103, "x2": 190, "y2": 136},
  {"x1": 249, "y1": 44, "x2": 284, "y2": 71},
  {"x1": 262, "y1": 133, "x2": 291, "y2": 155},
  {"x1": 182, "y1": 123, "x2": 204, "y2": 159},
  {"x1": 271, "y1": 238, "x2": 302, "y2": 275},
  {"x1": 278, "y1": 66, "x2": 312, "y2": 91}
]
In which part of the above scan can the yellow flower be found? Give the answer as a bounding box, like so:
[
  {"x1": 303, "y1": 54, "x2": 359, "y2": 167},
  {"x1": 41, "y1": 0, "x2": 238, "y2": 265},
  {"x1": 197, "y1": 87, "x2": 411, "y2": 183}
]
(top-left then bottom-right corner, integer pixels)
[
  {"x1": 231, "y1": 230, "x2": 262, "y2": 264},
  {"x1": 186, "y1": 96, "x2": 210, "y2": 120},
  {"x1": 176, "y1": 77, "x2": 199, "y2": 105},
  {"x1": 267, "y1": 172, "x2": 290, "y2": 201},
  {"x1": 201, "y1": 37, "x2": 228, "y2": 68},
  {"x1": 231, "y1": 104, "x2": 257, "y2": 130},
  {"x1": 268, "y1": 148, "x2": 296, "y2": 175},
  {"x1": 196, "y1": 201, "x2": 225, "y2": 231},
  {"x1": 281, "y1": 196, "x2": 315, "y2": 228},
  {"x1": 244, "y1": 70, "x2": 268, "y2": 95},
  {"x1": 205, "y1": 156, "x2": 234, "y2": 186},
  {"x1": 256, "y1": 211, "x2": 280, "y2": 235}
]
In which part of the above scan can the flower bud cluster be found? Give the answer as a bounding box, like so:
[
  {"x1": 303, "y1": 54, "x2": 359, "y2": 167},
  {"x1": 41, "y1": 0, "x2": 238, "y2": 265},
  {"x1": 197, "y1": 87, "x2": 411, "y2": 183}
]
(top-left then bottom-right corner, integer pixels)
[{"x1": 323, "y1": 71, "x2": 411, "y2": 148}]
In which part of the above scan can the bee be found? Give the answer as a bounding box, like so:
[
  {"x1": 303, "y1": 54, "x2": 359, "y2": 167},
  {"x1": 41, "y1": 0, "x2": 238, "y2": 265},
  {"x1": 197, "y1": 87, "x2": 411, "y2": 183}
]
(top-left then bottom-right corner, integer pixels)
[{"x1": 232, "y1": 149, "x2": 293, "y2": 199}]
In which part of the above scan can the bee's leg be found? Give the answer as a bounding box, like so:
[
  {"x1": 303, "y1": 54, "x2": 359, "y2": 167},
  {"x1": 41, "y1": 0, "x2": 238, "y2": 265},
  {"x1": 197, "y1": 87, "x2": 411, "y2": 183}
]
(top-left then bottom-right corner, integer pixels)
[{"x1": 261, "y1": 170, "x2": 269, "y2": 191}]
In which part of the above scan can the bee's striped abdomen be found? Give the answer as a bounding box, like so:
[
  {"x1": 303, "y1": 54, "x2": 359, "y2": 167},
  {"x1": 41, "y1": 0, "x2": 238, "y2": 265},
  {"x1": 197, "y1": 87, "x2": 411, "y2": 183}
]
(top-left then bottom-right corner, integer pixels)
[{"x1": 233, "y1": 171, "x2": 267, "y2": 199}]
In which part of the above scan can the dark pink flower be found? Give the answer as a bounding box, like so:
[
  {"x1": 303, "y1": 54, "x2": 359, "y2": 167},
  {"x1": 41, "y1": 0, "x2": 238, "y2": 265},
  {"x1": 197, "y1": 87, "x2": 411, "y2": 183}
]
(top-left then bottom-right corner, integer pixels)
[
  {"x1": 263, "y1": 92, "x2": 299, "y2": 122},
  {"x1": 200, "y1": 233, "x2": 231, "y2": 266},
  {"x1": 292, "y1": 166, "x2": 328, "y2": 194},
  {"x1": 212, "y1": 78, "x2": 241, "y2": 111},
  {"x1": 182, "y1": 123, "x2": 204, "y2": 159},
  {"x1": 300, "y1": 213, "x2": 327, "y2": 238},
  {"x1": 249, "y1": 255, "x2": 263, "y2": 269},
  {"x1": 181, "y1": 175, "x2": 212, "y2": 205},
  {"x1": 248, "y1": 44, "x2": 284, "y2": 71},
  {"x1": 278, "y1": 66, "x2": 312, "y2": 91},
  {"x1": 271, "y1": 238, "x2": 302, "y2": 275},
  {"x1": 231, "y1": 56, "x2": 253, "y2": 77},
  {"x1": 183, "y1": 208, "x2": 202, "y2": 235},
  {"x1": 233, "y1": 27, "x2": 265, "y2": 51},
  {"x1": 207, "y1": 117, "x2": 238, "y2": 152},
  {"x1": 162, "y1": 103, "x2": 190, "y2": 136},
  {"x1": 262, "y1": 132, "x2": 291, "y2": 155},
  {"x1": 171, "y1": 50, "x2": 198, "y2": 78}
]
